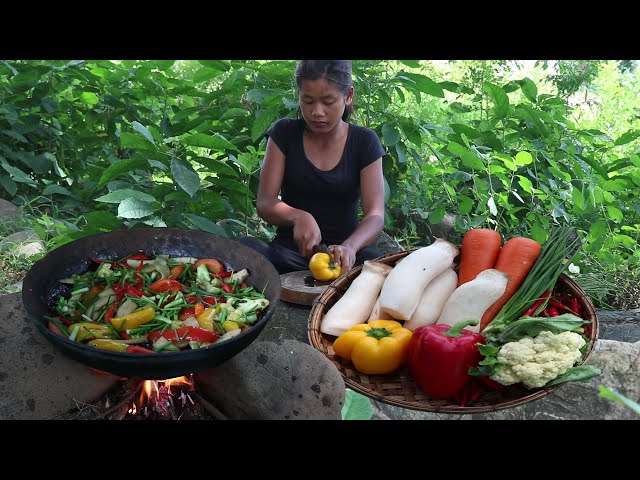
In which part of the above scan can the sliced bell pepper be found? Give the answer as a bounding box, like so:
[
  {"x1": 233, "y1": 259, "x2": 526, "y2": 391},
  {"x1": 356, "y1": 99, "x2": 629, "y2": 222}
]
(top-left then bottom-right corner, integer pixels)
[
  {"x1": 191, "y1": 258, "x2": 225, "y2": 274},
  {"x1": 70, "y1": 322, "x2": 116, "y2": 342},
  {"x1": 332, "y1": 320, "x2": 413, "y2": 375},
  {"x1": 109, "y1": 306, "x2": 156, "y2": 331},
  {"x1": 148, "y1": 278, "x2": 183, "y2": 294},
  {"x1": 88, "y1": 339, "x2": 156, "y2": 354},
  {"x1": 148, "y1": 326, "x2": 219, "y2": 344},
  {"x1": 309, "y1": 252, "x2": 341, "y2": 281}
]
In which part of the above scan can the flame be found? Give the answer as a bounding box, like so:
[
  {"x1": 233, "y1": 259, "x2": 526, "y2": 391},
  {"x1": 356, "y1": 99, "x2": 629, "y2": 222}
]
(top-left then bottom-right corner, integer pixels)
[{"x1": 132, "y1": 375, "x2": 194, "y2": 416}]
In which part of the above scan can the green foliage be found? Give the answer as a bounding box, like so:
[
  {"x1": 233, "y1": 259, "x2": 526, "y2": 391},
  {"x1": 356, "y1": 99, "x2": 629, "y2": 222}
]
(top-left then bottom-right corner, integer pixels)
[{"x1": 0, "y1": 60, "x2": 638, "y2": 286}]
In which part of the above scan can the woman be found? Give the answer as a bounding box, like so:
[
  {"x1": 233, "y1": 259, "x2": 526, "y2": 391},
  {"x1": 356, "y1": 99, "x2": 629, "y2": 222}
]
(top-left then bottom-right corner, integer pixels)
[{"x1": 238, "y1": 60, "x2": 386, "y2": 274}]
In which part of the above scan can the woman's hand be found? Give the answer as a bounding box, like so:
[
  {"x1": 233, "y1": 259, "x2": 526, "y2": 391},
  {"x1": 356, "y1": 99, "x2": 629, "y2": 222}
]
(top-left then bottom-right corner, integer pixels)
[
  {"x1": 292, "y1": 211, "x2": 322, "y2": 258},
  {"x1": 329, "y1": 243, "x2": 356, "y2": 272}
]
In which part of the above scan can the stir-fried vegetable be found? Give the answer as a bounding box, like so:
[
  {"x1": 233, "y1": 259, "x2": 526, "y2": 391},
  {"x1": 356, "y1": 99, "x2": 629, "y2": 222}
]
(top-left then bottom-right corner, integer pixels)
[{"x1": 45, "y1": 253, "x2": 270, "y2": 354}]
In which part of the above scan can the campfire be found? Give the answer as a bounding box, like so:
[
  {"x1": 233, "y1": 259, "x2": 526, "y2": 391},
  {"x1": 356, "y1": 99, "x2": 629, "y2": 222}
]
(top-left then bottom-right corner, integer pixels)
[{"x1": 57, "y1": 373, "x2": 227, "y2": 420}]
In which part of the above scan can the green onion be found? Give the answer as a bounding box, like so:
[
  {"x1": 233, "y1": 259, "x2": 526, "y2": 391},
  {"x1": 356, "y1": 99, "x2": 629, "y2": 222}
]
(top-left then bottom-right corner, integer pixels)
[{"x1": 483, "y1": 225, "x2": 582, "y2": 340}]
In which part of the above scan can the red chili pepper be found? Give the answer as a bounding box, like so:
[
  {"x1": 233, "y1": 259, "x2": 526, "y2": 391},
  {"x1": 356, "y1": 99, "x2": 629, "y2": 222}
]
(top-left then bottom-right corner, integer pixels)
[
  {"x1": 571, "y1": 297, "x2": 582, "y2": 316},
  {"x1": 547, "y1": 307, "x2": 560, "y2": 317},
  {"x1": 124, "y1": 284, "x2": 144, "y2": 298},
  {"x1": 221, "y1": 283, "x2": 235, "y2": 294},
  {"x1": 91, "y1": 258, "x2": 105, "y2": 264},
  {"x1": 184, "y1": 295, "x2": 226, "y2": 306},
  {"x1": 56, "y1": 316, "x2": 73, "y2": 327},
  {"x1": 522, "y1": 289, "x2": 553, "y2": 317},
  {"x1": 213, "y1": 271, "x2": 233, "y2": 278},
  {"x1": 478, "y1": 375, "x2": 506, "y2": 390},
  {"x1": 119, "y1": 331, "x2": 131, "y2": 340},
  {"x1": 148, "y1": 326, "x2": 219, "y2": 344},
  {"x1": 407, "y1": 319, "x2": 485, "y2": 400},
  {"x1": 548, "y1": 299, "x2": 572, "y2": 312},
  {"x1": 104, "y1": 301, "x2": 120, "y2": 323}
]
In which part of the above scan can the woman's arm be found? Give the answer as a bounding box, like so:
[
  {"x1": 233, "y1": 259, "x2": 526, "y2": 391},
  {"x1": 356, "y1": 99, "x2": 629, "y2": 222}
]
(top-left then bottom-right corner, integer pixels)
[
  {"x1": 256, "y1": 138, "x2": 322, "y2": 257},
  {"x1": 330, "y1": 158, "x2": 385, "y2": 270}
]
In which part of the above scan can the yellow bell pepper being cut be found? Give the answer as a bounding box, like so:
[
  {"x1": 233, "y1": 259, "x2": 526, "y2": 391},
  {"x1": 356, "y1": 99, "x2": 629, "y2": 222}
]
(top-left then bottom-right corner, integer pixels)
[
  {"x1": 332, "y1": 320, "x2": 413, "y2": 375},
  {"x1": 309, "y1": 252, "x2": 341, "y2": 281},
  {"x1": 109, "y1": 306, "x2": 156, "y2": 331}
]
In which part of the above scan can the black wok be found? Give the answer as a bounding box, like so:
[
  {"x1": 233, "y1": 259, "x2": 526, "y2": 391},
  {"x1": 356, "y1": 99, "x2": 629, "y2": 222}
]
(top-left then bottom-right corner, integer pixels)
[{"x1": 21, "y1": 227, "x2": 281, "y2": 379}]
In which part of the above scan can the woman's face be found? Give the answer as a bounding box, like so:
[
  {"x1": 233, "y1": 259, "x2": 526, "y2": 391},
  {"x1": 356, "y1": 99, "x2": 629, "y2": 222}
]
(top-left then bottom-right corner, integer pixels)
[{"x1": 298, "y1": 78, "x2": 353, "y2": 133}]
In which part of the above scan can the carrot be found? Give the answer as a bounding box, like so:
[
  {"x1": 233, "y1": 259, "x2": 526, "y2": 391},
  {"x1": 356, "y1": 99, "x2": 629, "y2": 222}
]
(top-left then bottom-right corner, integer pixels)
[
  {"x1": 457, "y1": 228, "x2": 502, "y2": 286},
  {"x1": 479, "y1": 236, "x2": 542, "y2": 331}
]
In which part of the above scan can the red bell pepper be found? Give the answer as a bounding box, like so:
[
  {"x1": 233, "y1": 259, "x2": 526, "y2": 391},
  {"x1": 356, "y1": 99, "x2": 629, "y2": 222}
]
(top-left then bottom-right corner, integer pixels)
[
  {"x1": 407, "y1": 319, "x2": 485, "y2": 400},
  {"x1": 148, "y1": 278, "x2": 184, "y2": 294},
  {"x1": 147, "y1": 326, "x2": 219, "y2": 345}
]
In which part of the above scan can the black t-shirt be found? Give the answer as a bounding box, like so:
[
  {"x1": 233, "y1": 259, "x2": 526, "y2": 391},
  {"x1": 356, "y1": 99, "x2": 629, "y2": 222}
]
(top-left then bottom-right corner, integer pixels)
[{"x1": 266, "y1": 117, "x2": 386, "y2": 246}]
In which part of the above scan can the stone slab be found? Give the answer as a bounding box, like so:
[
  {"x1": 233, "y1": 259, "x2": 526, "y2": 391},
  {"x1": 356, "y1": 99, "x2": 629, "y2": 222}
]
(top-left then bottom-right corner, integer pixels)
[{"x1": 0, "y1": 293, "x2": 119, "y2": 420}]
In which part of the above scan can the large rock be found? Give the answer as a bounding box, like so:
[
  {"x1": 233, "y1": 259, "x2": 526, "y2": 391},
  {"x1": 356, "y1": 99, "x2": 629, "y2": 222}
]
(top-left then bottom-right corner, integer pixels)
[
  {"x1": 195, "y1": 339, "x2": 345, "y2": 420},
  {"x1": 0, "y1": 198, "x2": 18, "y2": 223},
  {"x1": 371, "y1": 339, "x2": 640, "y2": 420},
  {"x1": 0, "y1": 229, "x2": 44, "y2": 257},
  {"x1": 0, "y1": 293, "x2": 119, "y2": 420}
]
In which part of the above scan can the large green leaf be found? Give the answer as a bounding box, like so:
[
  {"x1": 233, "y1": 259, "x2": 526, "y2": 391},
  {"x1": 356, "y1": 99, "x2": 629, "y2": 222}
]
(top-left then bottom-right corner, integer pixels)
[
  {"x1": 95, "y1": 189, "x2": 156, "y2": 204},
  {"x1": 183, "y1": 133, "x2": 238, "y2": 151},
  {"x1": 341, "y1": 389, "x2": 373, "y2": 420},
  {"x1": 183, "y1": 214, "x2": 227, "y2": 236},
  {"x1": 399, "y1": 72, "x2": 444, "y2": 98},
  {"x1": 518, "y1": 77, "x2": 538, "y2": 102},
  {"x1": 381, "y1": 124, "x2": 401, "y2": 146},
  {"x1": 251, "y1": 109, "x2": 277, "y2": 143},
  {"x1": 484, "y1": 82, "x2": 510, "y2": 119},
  {"x1": 117, "y1": 198, "x2": 153, "y2": 219},
  {"x1": 0, "y1": 174, "x2": 17, "y2": 196},
  {"x1": 614, "y1": 129, "x2": 640, "y2": 146},
  {"x1": 193, "y1": 67, "x2": 225, "y2": 84},
  {"x1": 1, "y1": 163, "x2": 36, "y2": 185},
  {"x1": 42, "y1": 185, "x2": 72, "y2": 196},
  {"x1": 131, "y1": 121, "x2": 156, "y2": 145},
  {"x1": 98, "y1": 159, "x2": 148, "y2": 187},
  {"x1": 171, "y1": 157, "x2": 200, "y2": 198}
]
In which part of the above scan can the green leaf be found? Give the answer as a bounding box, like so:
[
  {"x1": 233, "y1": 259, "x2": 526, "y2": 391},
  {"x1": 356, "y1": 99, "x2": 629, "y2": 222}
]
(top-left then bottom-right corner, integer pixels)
[
  {"x1": 487, "y1": 196, "x2": 498, "y2": 216},
  {"x1": 381, "y1": 124, "x2": 401, "y2": 146},
  {"x1": 98, "y1": 158, "x2": 148, "y2": 187},
  {"x1": 151, "y1": 60, "x2": 175, "y2": 70},
  {"x1": 450, "y1": 123, "x2": 480, "y2": 139},
  {"x1": 0, "y1": 174, "x2": 17, "y2": 196},
  {"x1": 220, "y1": 108, "x2": 249, "y2": 120},
  {"x1": 193, "y1": 67, "x2": 225, "y2": 83},
  {"x1": 400, "y1": 72, "x2": 444, "y2": 98},
  {"x1": 603, "y1": 179, "x2": 628, "y2": 192},
  {"x1": 84, "y1": 210, "x2": 122, "y2": 231},
  {"x1": 530, "y1": 220, "x2": 546, "y2": 244},
  {"x1": 484, "y1": 82, "x2": 510, "y2": 119},
  {"x1": 1, "y1": 163, "x2": 36, "y2": 185},
  {"x1": 42, "y1": 185, "x2": 72, "y2": 196},
  {"x1": 614, "y1": 129, "x2": 640, "y2": 146},
  {"x1": 589, "y1": 220, "x2": 607, "y2": 238},
  {"x1": 120, "y1": 132, "x2": 156, "y2": 150},
  {"x1": 341, "y1": 389, "x2": 373, "y2": 420},
  {"x1": 2, "y1": 129, "x2": 28, "y2": 143},
  {"x1": 630, "y1": 154, "x2": 640, "y2": 168},
  {"x1": 183, "y1": 214, "x2": 227, "y2": 236},
  {"x1": 461, "y1": 150, "x2": 485, "y2": 170},
  {"x1": 131, "y1": 121, "x2": 156, "y2": 145},
  {"x1": 447, "y1": 141, "x2": 466, "y2": 157},
  {"x1": 170, "y1": 157, "x2": 200, "y2": 198},
  {"x1": 399, "y1": 60, "x2": 421, "y2": 68},
  {"x1": 545, "y1": 365, "x2": 602, "y2": 387},
  {"x1": 428, "y1": 205, "x2": 446, "y2": 224},
  {"x1": 458, "y1": 196, "x2": 473, "y2": 215},
  {"x1": 183, "y1": 133, "x2": 238, "y2": 151},
  {"x1": 95, "y1": 189, "x2": 156, "y2": 204},
  {"x1": 517, "y1": 175, "x2": 534, "y2": 193},
  {"x1": 518, "y1": 77, "x2": 538, "y2": 102},
  {"x1": 395, "y1": 143, "x2": 407, "y2": 164},
  {"x1": 598, "y1": 386, "x2": 640, "y2": 414},
  {"x1": 251, "y1": 109, "x2": 278, "y2": 143},
  {"x1": 606, "y1": 205, "x2": 623, "y2": 223},
  {"x1": 572, "y1": 184, "x2": 585, "y2": 209},
  {"x1": 79, "y1": 92, "x2": 99, "y2": 105},
  {"x1": 117, "y1": 198, "x2": 153, "y2": 219},
  {"x1": 515, "y1": 151, "x2": 533, "y2": 166},
  {"x1": 197, "y1": 60, "x2": 230, "y2": 71},
  {"x1": 148, "y1": 159, "x2": 167, "y2": 170}
]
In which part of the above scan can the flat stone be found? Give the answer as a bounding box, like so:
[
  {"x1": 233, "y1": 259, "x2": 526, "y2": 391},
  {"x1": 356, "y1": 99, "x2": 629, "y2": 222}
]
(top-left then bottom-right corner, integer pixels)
[
  {"x1": 0, "y1": 293, "x2": 119, "y2": 420},
  {"x1": 0, "y1": 229, "x2": 39, "y2": 252},
  {"x1": 194, "y1": 339, "x2": 345, "y2": 420}
]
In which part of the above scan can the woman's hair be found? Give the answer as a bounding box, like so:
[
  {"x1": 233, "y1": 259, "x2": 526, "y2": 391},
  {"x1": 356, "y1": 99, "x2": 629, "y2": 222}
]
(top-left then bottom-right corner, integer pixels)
[{"x1": 295, "y1": 60, "x2": 354, "y2": 121}]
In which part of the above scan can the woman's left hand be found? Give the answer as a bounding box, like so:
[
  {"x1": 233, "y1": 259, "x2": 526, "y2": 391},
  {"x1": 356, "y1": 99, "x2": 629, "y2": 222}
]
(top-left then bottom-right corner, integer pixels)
[{"x1": 329, "y1": 243, "x2": 356, "y2": 272}]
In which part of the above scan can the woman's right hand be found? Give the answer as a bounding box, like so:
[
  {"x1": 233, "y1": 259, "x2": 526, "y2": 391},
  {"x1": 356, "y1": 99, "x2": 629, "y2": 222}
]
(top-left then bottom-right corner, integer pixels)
[{"x1": 292, "y1": 211, "x2": 322, "y2": 258}]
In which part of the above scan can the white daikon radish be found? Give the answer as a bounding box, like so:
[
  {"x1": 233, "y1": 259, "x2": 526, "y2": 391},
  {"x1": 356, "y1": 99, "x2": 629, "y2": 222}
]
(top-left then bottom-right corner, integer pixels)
[
  {"x1": 436, "y1": 268, "x2": 509, "y2": 333},
  {"x1": 379, "y1": 238, "x2": 459, "y2": 320},
  {"x1": 320, "y1": 261, "x2": 393, "y2": 337},
  {"x1": 366, "y1": 294, "x2": 396, "y2": 323},
  {"x1": 404, "y1": 267, "x2": 458, "y2": 331}
]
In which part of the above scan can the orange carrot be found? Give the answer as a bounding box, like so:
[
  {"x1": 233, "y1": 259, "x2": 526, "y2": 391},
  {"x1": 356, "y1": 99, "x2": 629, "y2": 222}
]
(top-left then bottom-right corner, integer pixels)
[
  {"x1": 480, "y1": 236, "x2": 541, "y2": 331},
  {"x1": 457, "y1": 228, "x2": 502, "y2": 286}
]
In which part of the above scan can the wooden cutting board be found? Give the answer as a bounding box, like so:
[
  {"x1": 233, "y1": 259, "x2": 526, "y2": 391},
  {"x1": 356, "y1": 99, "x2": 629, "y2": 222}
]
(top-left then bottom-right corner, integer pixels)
[{"x1": 279, "y1": 270, "x2": 333, "y2": 306}]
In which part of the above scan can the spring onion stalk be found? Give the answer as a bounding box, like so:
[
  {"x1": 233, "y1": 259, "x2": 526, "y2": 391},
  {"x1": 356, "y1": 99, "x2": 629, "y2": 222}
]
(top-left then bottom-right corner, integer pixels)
[{"x1": 482, "y1": 225, "x2": 582, "y2": 340}]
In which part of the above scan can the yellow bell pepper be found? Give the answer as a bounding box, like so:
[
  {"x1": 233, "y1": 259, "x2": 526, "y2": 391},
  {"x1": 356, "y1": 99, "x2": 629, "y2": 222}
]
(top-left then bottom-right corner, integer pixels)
[
  {"x1": 309, "y1": 252, "x2": 341, "y2": 281},
  {"x1": 109, "y1": 306, "x2": 156, "y2": 331},
  {"x1": 332, "y1": 320, "x2": 413, "y2": 375},
  {"x1": 70, "y1": 322, "x2": 116, "y2": 342},
  {"x1": 197, "y1": 306, "x2": 220, "y2": 331}
]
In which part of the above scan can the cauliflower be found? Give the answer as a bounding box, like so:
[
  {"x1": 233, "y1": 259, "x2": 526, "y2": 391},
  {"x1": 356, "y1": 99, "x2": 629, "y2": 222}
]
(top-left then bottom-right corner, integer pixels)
[{"x1": 490, "y1": 330, "x2": 586, "y2": 389}]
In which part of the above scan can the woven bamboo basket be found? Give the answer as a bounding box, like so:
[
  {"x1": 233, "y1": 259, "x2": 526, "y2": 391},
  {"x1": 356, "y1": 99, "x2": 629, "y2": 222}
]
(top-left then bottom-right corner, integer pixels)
[{"x1": 307, "y1": 249, "x2": 599, "y2": 414}]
